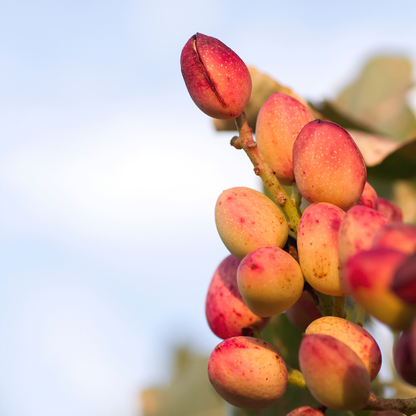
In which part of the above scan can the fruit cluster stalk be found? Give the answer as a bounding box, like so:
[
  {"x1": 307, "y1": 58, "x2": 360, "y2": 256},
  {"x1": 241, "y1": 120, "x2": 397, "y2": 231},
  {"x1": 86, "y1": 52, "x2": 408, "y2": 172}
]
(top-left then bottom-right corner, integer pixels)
[{"x1": 232, "y1": 112, "x2": 301, "y2": 234}]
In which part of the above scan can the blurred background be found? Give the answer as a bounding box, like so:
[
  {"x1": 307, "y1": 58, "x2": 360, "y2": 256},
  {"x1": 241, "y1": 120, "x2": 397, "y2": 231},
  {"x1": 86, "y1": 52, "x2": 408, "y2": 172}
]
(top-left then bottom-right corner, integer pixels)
[{"x1": 1, "y1": 1, "x2": 416, "y2": 415}]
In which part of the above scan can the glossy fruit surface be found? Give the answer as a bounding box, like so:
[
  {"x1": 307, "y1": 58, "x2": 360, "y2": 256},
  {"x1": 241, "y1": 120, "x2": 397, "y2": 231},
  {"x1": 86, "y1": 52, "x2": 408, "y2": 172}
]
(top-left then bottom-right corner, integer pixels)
[
  {"x1": 286, "y1": 406, "x2": 324, "y2": 416},
  {"x1": 297, "y1": 202, "x2": 346, "y2": 296},
  {"x1": 391, "y1": 252, "x2": 416, "y2": 303},
  {"x1": 215, "y1": 187, "x2": 288, "y2": 260},
  {"x1": 338, "y1": 205, "x2": 389, "y2": 265},
  {"x1": 377, "y1": 197, "x2": 403, "y2": 221},
  {"x1": 373, "y1": 222, "x2": 416, "y2": 254},
  {"x1": 181, "y1": 33, "x2": 251, "y2": 119},
  {"x1": 293, "y1": 120, "x2": 366, "y2": 210},
  {"x1": 206, "y1": 255, "x2": 269, "y2": 339},
  {"x1": 299, "y1": 334, "x2": 371, "y2": 411},
  {"x1": 237, "y1": 246, "x2": 304, "y2": 317},
  {"x1": 342, "y1": 248, "x2": 416, "y2": 330},
  {"x1": 208, "y1": 336, "x2": 287, "y2": 409},
  {"x1": 305, "y1": 316, "x2": 381, "y2": 380},
  {"x1": 356, "y1": 181, "x2": 378, "y2": 209},
  {"x1": 255, "y1": 93, "x2": 314, "y2": 185}
]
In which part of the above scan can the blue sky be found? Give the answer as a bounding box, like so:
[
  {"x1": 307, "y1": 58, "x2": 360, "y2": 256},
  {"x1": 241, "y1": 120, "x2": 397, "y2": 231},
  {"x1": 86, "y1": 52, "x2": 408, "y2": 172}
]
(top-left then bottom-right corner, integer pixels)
[{"x1": 0, "y1": 1, "x2": 416, "y2": 415}]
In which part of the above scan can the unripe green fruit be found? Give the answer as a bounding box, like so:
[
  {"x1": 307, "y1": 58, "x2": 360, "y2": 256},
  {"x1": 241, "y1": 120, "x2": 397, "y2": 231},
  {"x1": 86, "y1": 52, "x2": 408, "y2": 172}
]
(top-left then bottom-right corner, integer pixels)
[
  {"x1": 208, "y1": 336, "x2": 287, "y2": 409},
  {"x1": 237, "y1": 246, "x2": 304, "y2": 317},
  {"x1": 215, "y1": 187, "x2": 288, "y2": 260},
  {"x1": 299, "y1": 334, "x2": 371, "y2": 411},
  {"x1": 181, "y1": 33, "x2": 251, "y2": 119}
]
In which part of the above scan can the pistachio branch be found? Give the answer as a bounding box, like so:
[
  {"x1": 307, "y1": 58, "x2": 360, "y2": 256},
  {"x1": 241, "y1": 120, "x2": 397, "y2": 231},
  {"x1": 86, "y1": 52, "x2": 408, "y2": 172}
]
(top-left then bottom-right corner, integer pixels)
[
  {"x1": 333, "y1": 296, "x2": 347, "y2": 318},
  {"x1": 305, "y1": 284, "x2": 333, "y2": 316},
  {"x1": 352, "y1": 302, "x2": 366, "y2": 327},
  {"x1": 287, "y1": 371, "x2": 416, "y2": 415},
  {"x1": 364, "y1": 392, "x2": 416, "y2": 415},
  {"x1": 232, "y1": 112, "x2": 301, "y2": 235}
]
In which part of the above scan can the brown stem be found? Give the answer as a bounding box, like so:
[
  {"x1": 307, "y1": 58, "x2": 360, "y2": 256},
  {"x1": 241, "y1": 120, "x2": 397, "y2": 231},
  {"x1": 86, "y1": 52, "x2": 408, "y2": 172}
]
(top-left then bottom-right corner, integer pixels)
[
  {"x1": 285, "y1": 369, "x2": 416, "y2": 415},
  {"x1": 364, "y1": 392, "x2": 416, "y2": 415},
  {"x1": 232, "y1": 112, "x2": 301, "y2": 234}
]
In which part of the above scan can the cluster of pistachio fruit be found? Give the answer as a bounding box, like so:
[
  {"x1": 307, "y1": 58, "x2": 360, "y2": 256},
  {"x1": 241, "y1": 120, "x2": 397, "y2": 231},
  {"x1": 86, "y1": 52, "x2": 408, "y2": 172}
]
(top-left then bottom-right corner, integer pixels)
[{"x1": 180, "y1": 33, "x2": 416, "y2": 415}]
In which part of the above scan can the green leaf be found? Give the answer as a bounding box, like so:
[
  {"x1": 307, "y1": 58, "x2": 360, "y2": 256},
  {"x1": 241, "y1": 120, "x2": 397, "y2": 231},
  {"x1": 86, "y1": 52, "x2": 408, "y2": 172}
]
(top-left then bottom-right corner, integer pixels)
[
  {"x1": 366, "y1": 138, "x2": 416, "y2": 179},
  {"x1": 347, "y1": 130, "x2": 416, "y2": 180},
  {"x1": 309, "y1": 100, "x2": 379, "y2": 134},
  {"x1": 335, "y1": 56, "x2": 416, "y2": 141}
]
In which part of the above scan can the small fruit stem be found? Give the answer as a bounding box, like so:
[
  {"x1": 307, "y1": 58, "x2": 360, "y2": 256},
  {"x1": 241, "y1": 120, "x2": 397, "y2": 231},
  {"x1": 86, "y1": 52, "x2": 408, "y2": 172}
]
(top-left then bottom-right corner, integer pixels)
[
  {"x1": 233, "y1": 112, "x2": 301, "y2": 235},
  {"x1": 286, "y1": 366, "x2": 307, "y2": 390},
  {"x1": 251, "y1": 328, "x2": 262, "y2": 339},
  {"x1": 285, "y1": 377, "x2": 416, "y2": 415},
  {"x1": 290, "y1": 182, "x2": 303, "y2": 216},
  {"x1": 305, "y1": 284, "x2": 333, "y2": 316},
  {"x1": 333, "y1": 296, "x2": 346, "y2": 318},
  {"x1": 352, "y1": 302, "x2": 366, "y2": 327},
  {"x1": 365, "y1": 392, "x2": 416, "y2": 415}
]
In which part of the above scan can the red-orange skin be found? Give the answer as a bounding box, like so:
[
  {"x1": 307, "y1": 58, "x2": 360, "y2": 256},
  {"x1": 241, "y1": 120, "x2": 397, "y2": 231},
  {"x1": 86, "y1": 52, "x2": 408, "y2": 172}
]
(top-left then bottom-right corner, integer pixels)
[
  {"x1": 373, "y1": 222, "x2": 416, "y2": 255},
  {"x1": 356, "y1": 182, "x2": 378, "y2": 209},
  {"x1": 205, "y1": 255, "x2": 269, "y2": 339},
  {"x1": 343, "y1": 248, "x2": 406, "y2": 292},
  {"x1": 215, "y1": 187, "x2": 288, "y2": 260},
  {"x1": 299, "y1": 334, "x2": 370, "y2": 411},
  {"x1": 377, "y1": 197, "x2": 403, "y2": 222},
  {"x1": 391, "y1": 252, "x2": 416, "y2": 303},
  {"x1": 394, "y1": 331, "x2": 416, "y2": 386},
  {"x1": 305, "y1": 316, "x2": 382, "y2": 380},
  {"x1": 297, "y1": 202, "x2": 346, "y2": 296},
  {"x1": 181, "y1": 33, "x2": 251, "y2": 119},
  {"x1": 255, "y1": 93, "x2": 314, "y2": 185},
  {"x1": 286, "y1": 407, "x2": 324, "y2": 416},
  {"x1": 208, "y1": 336, "x2": 287, "y2": 409},
  {"x1": 410, "y1": 319, "x2": 416, "y2": 367},
  {"x1": 237, "y1": 246, "x2": 304, "y2": 317},
  {"x1": 293, "y1": 120, "x2": 366, "y2": 210},
  {"x1": 338, "y1": 205, "x2": 389, "y2": 266},
  {"x1": 342, "y1": 248, "x2": 416, "y2": 330}
]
